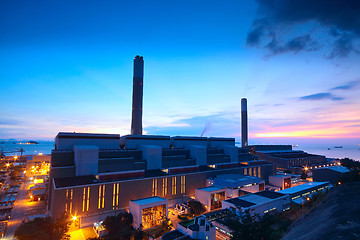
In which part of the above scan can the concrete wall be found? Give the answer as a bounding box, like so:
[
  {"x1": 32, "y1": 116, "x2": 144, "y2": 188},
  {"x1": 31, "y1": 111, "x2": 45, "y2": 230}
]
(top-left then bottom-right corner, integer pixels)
[
  {"x1": 55, "y1": 133, "x2": 120, "y2": 150},
  {"x1": 74, "y1": 145, "x2": 99, "y2": 176},
  {"x1": 140, "y1": 145, "x2": 162, "y2": 170},
  {"x1": 121, "y1": 135, "x2": 170, "y2": 149}
]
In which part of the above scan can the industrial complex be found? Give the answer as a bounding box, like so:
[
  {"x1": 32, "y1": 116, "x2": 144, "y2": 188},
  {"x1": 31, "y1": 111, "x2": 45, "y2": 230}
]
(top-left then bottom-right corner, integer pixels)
[{"x1": 43, "y1": 56, "x2": 338, "y2": 239}]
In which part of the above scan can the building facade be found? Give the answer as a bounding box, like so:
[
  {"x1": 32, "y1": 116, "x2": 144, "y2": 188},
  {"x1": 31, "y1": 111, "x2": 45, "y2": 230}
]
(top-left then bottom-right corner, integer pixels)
[{"x1": 48, "y1": 132, "x2": 276, "y2": 228}]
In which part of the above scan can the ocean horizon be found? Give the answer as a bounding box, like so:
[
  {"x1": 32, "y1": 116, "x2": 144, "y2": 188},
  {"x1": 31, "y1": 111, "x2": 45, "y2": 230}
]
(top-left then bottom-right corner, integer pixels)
[{"x1": 1, "y1": 139, "x2": 359, "y2": 161}]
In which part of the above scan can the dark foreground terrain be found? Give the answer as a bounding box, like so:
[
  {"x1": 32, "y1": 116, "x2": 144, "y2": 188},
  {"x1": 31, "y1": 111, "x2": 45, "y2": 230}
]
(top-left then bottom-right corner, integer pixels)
[{"x1": 282, "y1": 182, "x2": 360, "y2": 240}]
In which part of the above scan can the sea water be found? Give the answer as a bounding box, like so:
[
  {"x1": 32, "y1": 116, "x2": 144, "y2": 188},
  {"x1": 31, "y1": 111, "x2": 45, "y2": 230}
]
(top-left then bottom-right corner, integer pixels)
[{"x1": 1, "y1": 139, "x2": 359, "y2": 161}]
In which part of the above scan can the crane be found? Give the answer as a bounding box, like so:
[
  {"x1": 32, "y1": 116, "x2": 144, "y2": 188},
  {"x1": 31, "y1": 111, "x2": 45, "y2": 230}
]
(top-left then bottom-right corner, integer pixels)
[{"x1": 0, "y1": 147, "x2": 25, "y2": 160}]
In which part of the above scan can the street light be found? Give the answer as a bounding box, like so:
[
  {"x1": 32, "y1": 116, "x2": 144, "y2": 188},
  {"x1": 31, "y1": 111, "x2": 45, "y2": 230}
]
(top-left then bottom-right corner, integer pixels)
[{"x1": 72, "y1": 215, "x2": 77, "y2": 221}]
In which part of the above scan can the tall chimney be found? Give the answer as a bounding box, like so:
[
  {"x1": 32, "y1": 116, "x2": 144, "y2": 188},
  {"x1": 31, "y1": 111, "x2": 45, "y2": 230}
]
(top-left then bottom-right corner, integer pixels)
[
  {"x1": 131, "y1": 55, "x2": 144, "y2": 135},
  {"x1": 241, "y1": 98, "x2": 248, "y2": 148}
]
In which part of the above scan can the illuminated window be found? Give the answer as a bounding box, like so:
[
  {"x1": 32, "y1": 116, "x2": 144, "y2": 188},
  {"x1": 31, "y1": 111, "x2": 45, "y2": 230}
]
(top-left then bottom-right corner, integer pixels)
[
  {"x1": 181, "y1": 176, "x2": 186, "y2": 194},
  {"x1": 258, "y1": 167, "x2": 261, "y2": 178},
  {"x1": 70, "y1": 189, "x2": 73, "y2": 213},
  {"x1": 254, "y1": 167, "x2": 257, "y2": 177},
  {"x1": 112, "y1": 183, "x2": 119, "y2": 209},
  {"x1": 244, "y1": 168, "x2": 248, "y2": 175},
  {"x1": 98, "y1": 185, "x2": 101, "y2": 209},
  {"x1": 163, "y1": 178, "x2": 167, "y2": 196},
  {"x1": 82, "y1": 187, "x2": 90, "y2": 212},
  {"x1": 87, "y1": 187, "x2": 90, "y2": 211},
  {"x1": 65, "y1": 189, "x2": 73, "y2": 213},
  {"x1": 172, "y1": 177, "x2": 177, "y2": 195},
  {"x1": 116, "y1": 183, "x2": 119, "y2": 206},
  {"x1": 82, "y1": 188, "x2": 86, "y2": 212},
  {"x1": 102, "y1": 185, "x2": 105, "y2": 209},
  {"x1": 65, "y1": 189, "x2": 68, "y2": 212},
  {"x1": 152, "y1": 179, "x2": 158, "y2": 196}
]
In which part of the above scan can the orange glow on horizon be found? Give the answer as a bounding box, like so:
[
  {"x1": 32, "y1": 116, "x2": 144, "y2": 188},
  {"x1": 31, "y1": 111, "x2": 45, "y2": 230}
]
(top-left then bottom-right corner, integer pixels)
[{"x1": 252, "y1": 123, "x2": 360, "y2": 138}]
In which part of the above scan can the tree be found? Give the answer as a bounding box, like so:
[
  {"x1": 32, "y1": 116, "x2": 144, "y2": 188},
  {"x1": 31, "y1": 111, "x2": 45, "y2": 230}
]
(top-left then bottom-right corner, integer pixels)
[
  {"x1": 300, "y1": 171, "x2": 307, "y2": 180},
  {"x1": 102, "y1": 212, "x2": 134, "y2": 238},
  {"x1": 188, "y1": 200, "x2": 206, "y2": 215},
  {"x1": 14, "y1": 213, "x2": 70, "y2": 240},
  {"x1": 225, "y1": 209, "x2": 292, "y2": 240}
]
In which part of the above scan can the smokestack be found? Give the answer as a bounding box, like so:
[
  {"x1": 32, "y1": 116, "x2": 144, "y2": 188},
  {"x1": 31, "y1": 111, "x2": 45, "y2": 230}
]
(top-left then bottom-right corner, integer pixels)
[
  {"x1": 131, "y1": 55, "x2": 144, "y2": 135},
  {"x1": 241, "y1": 98, "x2": 248, "y2": 148}
]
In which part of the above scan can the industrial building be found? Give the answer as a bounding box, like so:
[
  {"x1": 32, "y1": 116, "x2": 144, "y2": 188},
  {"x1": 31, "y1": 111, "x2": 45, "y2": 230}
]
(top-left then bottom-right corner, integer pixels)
[
  {"x1": 48, "y1": 133, "x2": 276, "y2": 228},
  {"x1": 269, "y1": 175, "x2": 292, "y2": 190},
  {"x1": 222, "y1": 190, "x2": 290, "y2": 217},
  {"x1": 207, "y1": 174, "x2": 265, "y2": 197},
  {"x1": 278, "y1": 181, "x2": 330, "y2": 204},
  {"x1": 312, "y1": 166, "x2": 350, "y2": 184},
  {"x1": 47, "y1": 55, "x2": 277, "y2": 231},
  {"x1": 252, "y1": 145, "x2": 326, "y2": 171}
]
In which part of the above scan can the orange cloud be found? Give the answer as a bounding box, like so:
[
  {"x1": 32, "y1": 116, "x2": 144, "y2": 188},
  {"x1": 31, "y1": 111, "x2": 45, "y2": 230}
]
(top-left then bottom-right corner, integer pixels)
[{"x1": 252, "y1": 123, "x2": 360, "y2": 138}]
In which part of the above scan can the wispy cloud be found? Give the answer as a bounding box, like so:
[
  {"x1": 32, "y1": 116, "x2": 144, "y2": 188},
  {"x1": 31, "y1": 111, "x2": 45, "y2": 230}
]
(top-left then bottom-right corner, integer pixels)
[
  {"x1": 299, "y1": 93, "x2": 343, "y2": 101},
  {"x1": 0, "y1": 118, "x2": 23, "y2": 126},
  {"x1": 331, "y1": 80, "x2": 360, "y2": 90}
]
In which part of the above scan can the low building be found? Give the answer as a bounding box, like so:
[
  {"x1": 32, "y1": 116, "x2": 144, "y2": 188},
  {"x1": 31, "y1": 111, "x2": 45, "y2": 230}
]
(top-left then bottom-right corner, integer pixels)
[
  {"x1": 176, "y1": 215, "x2": 216, "y2": 240},
  {"x1": 269, "y1": 175, "x2": 292, "y2": 190},
  {"x1": 195, "y1": 187, "x2": 226, "y2": 212},
  {"x1": 129, "y1": 196, "x2": 168, "y2": 230},
  {"x1": 222, "y1": 190, "x2": 290, "y2": 217},
  {"x1": 278, "y1": 181, "x2": 330, "y2": 204},
  {"x1": 312, "y1": 166, "x2": 350, "y2": 183},
  {"x1": 207, "y1": 174, "x2": 265, "y2": 198}
]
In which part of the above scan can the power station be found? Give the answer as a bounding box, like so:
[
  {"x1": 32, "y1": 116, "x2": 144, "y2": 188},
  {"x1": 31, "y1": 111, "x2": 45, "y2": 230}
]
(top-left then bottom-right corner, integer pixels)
[{"x1": 47, "y1": 55, "x2": 280, "y2": 234}]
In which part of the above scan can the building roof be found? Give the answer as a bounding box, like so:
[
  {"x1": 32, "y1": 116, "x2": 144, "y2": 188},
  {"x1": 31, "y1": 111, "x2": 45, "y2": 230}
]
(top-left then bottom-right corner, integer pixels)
[
  {"x1": 269, "y1": 175, "x2": 291, "y2": 179},
  {"x1": 255, "y1": 190, "x2": 286, "y2": 199},
  {"x1": 240, "y1": 194, "x2": 274, "y2": 205},
  {"x1": 130, "y1": 196, "x2": 167, "y2": 206},
  {"x1": 54, "y1": 175, "x2": 99, "y2": 188},
  {"x1": 316, "y1": 166, "x2": 350, "y2": 173},
  {"x1": 56, "y1": 132, "x2": 120, "y2": 139},
  {"x1": 213, "y1": 174, "x2": 262, "y2": 188},
  {"x1": 122, "y1": 135, "x2": 170, "y2": 140},
  {"x1": 161, "y1": 230, "x2": 184, "y2": 240},
  {"x1": 196, "y1": 186, "x2": 225, "y2": 192},
  {"x1": 188, "y1": 224, "x2": 199, "y2": 231},
  {"x1": 257, "y1": 150, "x2": 303, "y2": 154},
  {"x1": 225, "y1": 198, "x2": 255, "y2": 208},
  {"x1": 278, "y1": 182, "x2": 329, "y2": 195}
]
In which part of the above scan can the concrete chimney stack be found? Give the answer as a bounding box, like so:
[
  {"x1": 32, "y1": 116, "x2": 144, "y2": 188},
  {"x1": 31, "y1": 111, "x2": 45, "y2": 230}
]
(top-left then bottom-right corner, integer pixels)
[
  {"x1": 241, "y1": 98, "x2": 248, "y2": 148},
  {"x1": 131, "y1": 55, "x2": 144, "y2": 135}
]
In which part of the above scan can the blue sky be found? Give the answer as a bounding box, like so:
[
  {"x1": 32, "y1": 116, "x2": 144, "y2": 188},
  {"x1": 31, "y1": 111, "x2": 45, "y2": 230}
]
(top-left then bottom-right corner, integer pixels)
[{"x1": 1, "y1": 0, "x2": 360, "y2": 144}]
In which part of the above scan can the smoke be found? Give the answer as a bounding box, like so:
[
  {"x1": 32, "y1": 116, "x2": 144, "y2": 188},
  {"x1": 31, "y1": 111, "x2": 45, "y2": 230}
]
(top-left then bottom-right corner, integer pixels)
[{"x1": 200, "y1": 122, "x2": 212, "y2": 137}]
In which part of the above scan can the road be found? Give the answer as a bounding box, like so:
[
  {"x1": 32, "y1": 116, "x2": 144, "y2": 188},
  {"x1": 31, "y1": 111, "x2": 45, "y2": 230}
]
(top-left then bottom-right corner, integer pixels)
[{"x1": 2, "y1": 181, "x2": 46, "y2": 240}]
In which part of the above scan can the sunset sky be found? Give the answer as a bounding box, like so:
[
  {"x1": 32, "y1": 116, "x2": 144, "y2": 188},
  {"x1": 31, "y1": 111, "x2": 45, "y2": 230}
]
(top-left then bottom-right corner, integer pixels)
[{"x1": 1, "y1": 0, "x2": 360, "y2": 144}]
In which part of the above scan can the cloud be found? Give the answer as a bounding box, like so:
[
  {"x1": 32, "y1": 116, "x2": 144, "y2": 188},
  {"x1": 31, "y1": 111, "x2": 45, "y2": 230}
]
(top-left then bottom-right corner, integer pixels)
[
  {"x1": 0, "y1": 118, "x2": 23, "y2": 126},
  {"x1": 299, "y1": 92, "x2": 344, "y2": 101},
  {"x1": 331, "y1": 80, "x2": 360, "y2": 90},
  {"x1": 248, "y1": 0, "x2": 360, "y2": 57}
]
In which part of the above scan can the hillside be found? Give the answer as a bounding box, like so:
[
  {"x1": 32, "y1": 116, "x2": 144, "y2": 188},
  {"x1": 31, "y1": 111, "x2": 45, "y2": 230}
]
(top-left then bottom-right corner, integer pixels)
[{"x1": 282, "y1": 182, "x2": 360, "y2": 240}]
